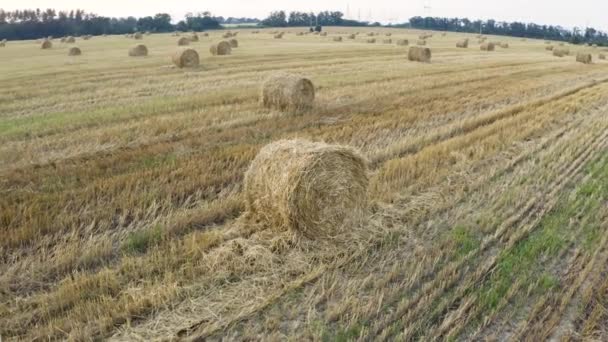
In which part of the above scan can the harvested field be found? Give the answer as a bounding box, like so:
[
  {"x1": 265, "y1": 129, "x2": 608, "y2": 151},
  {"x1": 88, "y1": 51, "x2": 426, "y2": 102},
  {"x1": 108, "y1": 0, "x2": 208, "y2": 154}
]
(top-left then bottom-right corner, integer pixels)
[{"x1": 1, "y1": 27, "x2": 608, "y2": 341}]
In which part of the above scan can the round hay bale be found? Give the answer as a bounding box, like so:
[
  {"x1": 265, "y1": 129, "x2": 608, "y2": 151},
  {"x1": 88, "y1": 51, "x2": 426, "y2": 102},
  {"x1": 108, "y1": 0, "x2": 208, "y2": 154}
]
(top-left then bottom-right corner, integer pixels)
[
  {"x1": 456, "y1": 39, "x2": 469, "y2": 48},
  {"x1": 66, "y1": 36, "x2": 75, "y2": 43},
  {"x1": 244, "y1": 139, "x2": 369, "y2": 238},
  {"x1": 209, "y1": 41, "x2": 232, "y2": 56},
  {"x1": 599, "y1": 53, "x2": 606, "y2": 60},
  {"x1": 385, "y1": 32, "x2": 392, "y2": 36},
  {"x1": 367, "y1": 38, "x2": 376, "y2": 44},
  {"x1": 480, "y1": 42, "x2": 495, "y2": 51},
  {"x1": 383, "y1": 39, "x2": 392, "y2": 44},
  {"x1": 500, "y1": 43, "x2": 509, "y2": 48},
  {"x1": 553, "y1": 48, "x2": 569, "y2": 57},
  {"x1": 347, "y1": 34, "x2": 356, "y2": 39},
  {"x1": 41, "y1": 40, "x2": 52, "y2": 49},
  {"x1": 396, "y1": 39, "x2": 409, "y2": 46},
  {"x1": 172, "y1": 48, "x2": 200, "y2": 68},
  {"x1": 333, "y1": 36, "x2": 343, "y2": 42},
  {"x1": 416, "y1": 40, "x2": 427, "y2": 46},
  {"x1": 83, "y1": 35, "x2": 91, "y2": 40},
  {"x1": 60, "y1": 37, "x2": 66, "y2": 43},
  {"x1": 68, "y1": 47, "x2": 82, "y2": 56},
  {"x1": 261, "y1": 73, "x2": 315, "y2": 112},
  {"x1": 133, "y1": 32, "x2": 143, "y2": 40},
  {"x1": 576, "y1": 53, "x2": 592, "y2": 64},
  {"x1": 546, "y1": 45, "x2": 554, "y2": 51},
  {"x1": 129, "y1": 44, "x2": 148, "y2": 57},
  {"x1": 274, "y1": 33, "x2": 284, "y2": 39},
  {"x1": 190, "y1": 34, "x2": 199, "y2": 42},
  {"x1": 202, "y1": 32, "x2": 209, "y2": 37},
  {"x1": 178, "y1": 37, "x2": 190, "y2": 46},
  {"x1": 320, "y1": 32, "x2": 328, "y2": 37},
  {"x1": 0, "y1": 42, "x2": 5, "y2": 48},
  {"x1": 408, "y1": 46, "x2": 432, "y2": 63},
  {"x1": 223, "y1": 32, "x2": 233, "y2": 39},
  {"x1": 229, "y1": 39, "x2": 238, "y2": 48}
]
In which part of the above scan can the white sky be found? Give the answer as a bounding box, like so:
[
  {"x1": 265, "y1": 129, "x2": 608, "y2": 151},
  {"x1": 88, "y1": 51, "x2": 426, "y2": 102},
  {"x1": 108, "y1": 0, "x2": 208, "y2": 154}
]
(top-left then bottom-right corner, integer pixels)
[{"x1": 3, "y1": 0, "x2": 607, "y2": 31}]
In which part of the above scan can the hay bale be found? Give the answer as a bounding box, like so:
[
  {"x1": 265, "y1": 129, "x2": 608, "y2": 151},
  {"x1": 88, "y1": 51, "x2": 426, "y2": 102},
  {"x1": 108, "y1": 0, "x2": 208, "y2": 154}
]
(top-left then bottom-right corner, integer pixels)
[
  {"x1": 480, "y1": 42, "x2": 495, "y2": 51},
  {"x1": 546, "y1": 45, "x2": 554, "y2": 51},
  {"x1": 133, "y1": 32, "x2": 143, "y2": 40},
  {"x1": 177, "y1": 37, "x2": 190, "y2": 46},
  {"x1": 576, "y1": 53, "x2": 592, "y2": 64},
  {"x1": 553, "y1": 48, "x2": 569, "y2": 57},
  {"x1": 408, "y1": 46, "x2": 431, "y2": 63},
  {"x1": 229, "y1": 39, "x2": 238, "y2": 48},
  {"x1": 172, "y1": 48, "x2": 200, "y2": 68},
  {"x1": 243, "y1": 139, "x2": 368, "y2": 238},
  {"x1": 209, "y1": 41, "x2": 232, "y2": 55},
  {"x1": 190, "y1": 34, "x2": 199, "y2": 42},
  {"x1": 129, "y1": 44, "x2": 148, "y2": 57},
  {"x1": 66, "y1": 36, "x2": 75, "y2": 43},
  {"x1": 83, "y1": 35, "x2": 91, "y2": 40},
  {"x1": 0, "y1": 41, "x2": 5, "y2": 48},
  {"x1": 320, "y1": 32, "x2": 328, "y2": 37},
  {"x1": 274, "y1": 33, "x2": 284, "y2": 39},
  {"x1": 385, "y1": 33, "x2": 392, "y2": 36},
  {"x1": 68, "y1": 47, "x2": 82, "y2": 56},
  {"x1": 333, "y1": 36, "x2": 343, "y2": 42},
  {"x1": 41, "y1": 40, "x2": 52, "y2": 49},
  {"x1": 456, "y1": 39, "x2": 469, "y2": 48},
  {"x1": 383, "y1": 39, "x2": 392, "y2": 44},
  {"x1": 347, "y1": 34, "x2": 356, "y2": 39},
  {"x1": 261, "y1": 73, "x2": 315, "y2": 111},
  {"x1": 222, "y1": 32, "x2": 233, "y2": 39},
  {"x1": 367, "y1": 38, "x2": 376, "y2": 44},
  {"x1": 600, "y1": 53, "x2": 606, "y2": 60},
  {"x1": 396, "y1": 39, "x2": 409, "y2": 46},
  {"x1": 416, "y1": 40, "x2": 427, "y2": 46},
  {"x1": 202, "y1": 32, "x2": 209, "y2": 37},
  {"x1": 500, "y1": 43, "x2": 509, "y2": 48},
  {"x1": 60, "y1": 37, "x2": 66, "y2": 43}
]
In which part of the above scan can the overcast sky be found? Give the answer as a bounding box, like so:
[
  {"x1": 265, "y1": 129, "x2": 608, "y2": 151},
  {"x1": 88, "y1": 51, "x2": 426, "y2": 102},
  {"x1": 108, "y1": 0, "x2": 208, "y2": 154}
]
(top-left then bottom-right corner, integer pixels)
[{"x1": 3, "y1": 0, "x2": 608, "y2": 31}]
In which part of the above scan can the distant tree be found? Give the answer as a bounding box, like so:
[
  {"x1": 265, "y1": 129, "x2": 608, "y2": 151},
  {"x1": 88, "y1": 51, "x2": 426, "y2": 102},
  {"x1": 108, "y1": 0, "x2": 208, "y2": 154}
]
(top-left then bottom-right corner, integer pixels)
[{"x1": 261, "y1": 11, "x2": 287, "y2": 27}]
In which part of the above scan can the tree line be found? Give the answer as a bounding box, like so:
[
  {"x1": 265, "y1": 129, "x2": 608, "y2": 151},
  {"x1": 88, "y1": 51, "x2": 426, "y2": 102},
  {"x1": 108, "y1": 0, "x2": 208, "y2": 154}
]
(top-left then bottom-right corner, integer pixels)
[
  {"x1": 1, "y1": 8, "x2": 606, "y2": 46},
  {"x1": 407, "y1": 16, "x2": 607, "y2": 45}
]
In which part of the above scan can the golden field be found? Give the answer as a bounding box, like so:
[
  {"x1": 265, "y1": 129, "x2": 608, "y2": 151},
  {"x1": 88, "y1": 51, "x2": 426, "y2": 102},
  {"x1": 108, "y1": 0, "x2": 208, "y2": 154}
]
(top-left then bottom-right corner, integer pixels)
[{"x1": 1, "y1": 27, "x2": 608, "y2": 340}]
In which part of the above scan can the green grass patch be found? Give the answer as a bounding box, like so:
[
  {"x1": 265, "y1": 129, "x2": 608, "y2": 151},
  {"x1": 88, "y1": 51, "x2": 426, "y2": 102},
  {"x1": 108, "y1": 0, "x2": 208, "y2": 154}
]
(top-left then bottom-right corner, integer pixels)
[{"x1": 122, "y1": 225, "x2": 164, "y2": 254}]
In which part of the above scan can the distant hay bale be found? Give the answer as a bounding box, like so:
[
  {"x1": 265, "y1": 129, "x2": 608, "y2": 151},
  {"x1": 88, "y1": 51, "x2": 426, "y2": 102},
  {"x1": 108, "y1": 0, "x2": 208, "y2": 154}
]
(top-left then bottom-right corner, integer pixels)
[
  {"x1": 396, "y1": 39, "x2": 409, "y2": 46},
  {"x1": 576, "y1": 53, "x2": 592, "y2": 64},
  {"x1": 83, "y1": 35, "x2": 91, "y2": 40},
  {"x1": 222, "y1": 32, "x2": 233, "y2": 39},
  {"x1": 408, "y1": 46, "x2": 431, "y2": 63},
  {"x1": 442, "y1": 32, "x2": 447, "y2": 36},
  {"x1": 0, "y1": 41, "x2": 5, "y2": 47},
  {"x1": 545, "y1": 41, "x2": 551, "y2": 44},
  {"x1": 367, "y1": 38, "x2": 376, "y2": 43},
  {"x1": 385, "y1": 33, "x2": 392, "y2": 36},
  {"x1": 500, "y1": 43, "x2": 509, "y2": 48},
  {"x1": 261, "y1": 73, "x2": 315, "y2": 111},
  {"x1": 41, "y1": 40, "x2": 52, "y2": 49},
  {"x1": 172, "y1": 32, "x2": 180, "y2": 37},
  {"x1": 128, "y1": 44, "x2": 148, "y2": 57},
  {"x1": 133, "y1": 32, "x2": 143, "y2": 40},
  {"x1": 202, "y1": 32, "x2": 209, "y2": 37},
  {"x1": 553, "y1": 48, "x2": 569, "y2": 57},
  {"x1": 177, "y1": 37, "x2": 190, "y2": 46},
  {"x1": 296, "y1": 32, "x2": 304, "y2": 36},
  {"x1": 456, "y1": 39, "x2": 469, "y2": 48},
  {"x1": 600, "y1": 53, "x2": 606, "y2": 60},
  {"x1": 416, "y1": 40, "x2": 427, "y2": 46},
  {"x1": 546, "y1": 45, "x2": 554, "y2": 51},
  {"x1": 348, "y1": 34, "x2": 356, "y2": 39},
  {"x1": 333, "y1": 36, "x2": 343, "y2": 42},
  {"x1": 66, "y1": 36, "x2": 75, "y2": 43},
  {"x1": 244, "y1": 139, "x2": 369, "y2": 238},
  {"x1": 274, "y1": 33, "x2": 284, "y2": 39},
  {"x1": 383, "y1": 39, "x2": 392, "y2": 44},
  {"x1": 68, "y1": 47, "x2": 82, "y2": 56},
  {"x1": 320, "y1": 32, "x2": 328, "y2": 37},
  {"x1": 172, "y1": 48, "x2": 200, "y2": 68},
  {"x1": 60, "y1": 37, "x2": 66, "y2": 43},
  {"x1": 367, "y1": 32, "x2": 375, "y2": 37},
  {"x1": 480, "y1": 42, "x2": 495, "y2": 51},
  {"x1": 229, "y1": 39, "x2": 238, "y2": 48},
  {"x1": 209, "y1": 41, "x2": 232, "y2": 55},
  {"x1": 559, "y1": 42, "x2": 565, "y2": 46},
  {"x1": 190, "y1": 34, "x2": 199, "y2": 42}
]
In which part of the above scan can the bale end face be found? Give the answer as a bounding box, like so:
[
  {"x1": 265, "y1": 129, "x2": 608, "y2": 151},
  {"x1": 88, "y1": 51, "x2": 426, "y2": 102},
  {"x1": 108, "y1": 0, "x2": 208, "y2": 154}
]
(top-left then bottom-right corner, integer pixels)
[
  {"x1": 261, "y1": 73, "x2": 315, "y2": 112},
  {"x1": 576, "y1": 53, "x2": 592, "y2": 64},
  {"x1": 209, "y1": 41, "x2": 232, "y2": 56},
  {"x1": 172, "y1": 48, "x2": 200, "y2": 68},
  {"x1": 243, "y1": 139, "x2": 369, "y2": 239}
]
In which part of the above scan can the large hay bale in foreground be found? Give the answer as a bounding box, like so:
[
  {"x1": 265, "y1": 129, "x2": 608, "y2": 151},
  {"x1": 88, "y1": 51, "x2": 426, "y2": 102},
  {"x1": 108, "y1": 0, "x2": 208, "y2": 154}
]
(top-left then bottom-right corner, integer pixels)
[
  {"x1": 177, "y1": 37, "x2": 190, "y2": 46},
  {"x1": 68, "y1": 47, "x2": 82, "y2": 56},
  {"x1": 396, "y1": 39, "x2": 409, "y2": 46},
  {"x1": 244, "y1": 139, "x2": 369, "y2": 238},
  {"x1": 209, "y1": 41, "x2": 232, "y2": 55},
  {"x1": 172, "y1": 48, "x2": 200, "y2": 68},
  {"x1": 456, "y1": 39, "x2": 469, "y2": 48},
  {"x1": 229, "y1": 39, "x2": 238, "y2": 48},
  {"x1": 576, "y1": 53, "x2": 592, "y2": 64},
  {"x1": 129, "y1": 44, "x2": 148, "y2": 57},
  {"x1": 41, "y1": 40, "x2": 52, "y2": 49},
  {"x1": 261, "y1": 73, "x2": 315, "y2": 111},
  {"x1": 553, "y1": 48, "x2": 569, "y2": 57},
  {"x1": 408, "y1": 46, "x2": 431, "y2": 62},
  {"x1": 480, "y1": 42, "x2": 495, "y2": 51}
]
